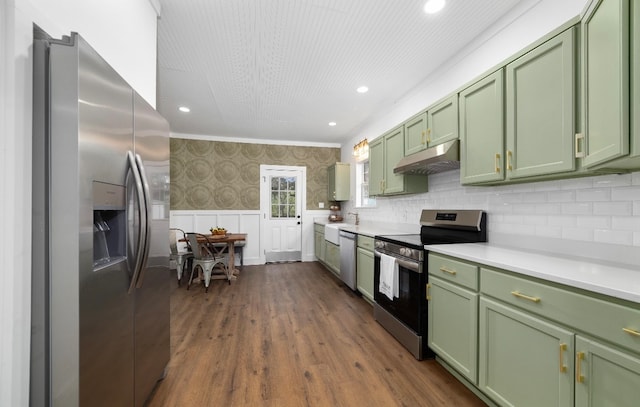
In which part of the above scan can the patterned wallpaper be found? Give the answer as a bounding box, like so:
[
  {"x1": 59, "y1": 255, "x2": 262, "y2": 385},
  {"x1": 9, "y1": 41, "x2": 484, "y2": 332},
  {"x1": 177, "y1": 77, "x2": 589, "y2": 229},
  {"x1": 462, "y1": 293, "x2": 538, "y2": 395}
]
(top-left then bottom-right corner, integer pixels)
[{"x1": 170, "y1": 138, "x2": 341, "y2": 210}]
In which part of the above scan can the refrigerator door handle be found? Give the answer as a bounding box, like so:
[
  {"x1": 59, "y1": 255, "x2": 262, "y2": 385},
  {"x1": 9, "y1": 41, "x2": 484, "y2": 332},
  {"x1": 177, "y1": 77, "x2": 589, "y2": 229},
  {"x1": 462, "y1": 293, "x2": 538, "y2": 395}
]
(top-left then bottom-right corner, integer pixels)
[
  {"x1": 127, "y1": 151, "x2": 146, "y2": 294},
  {"x1": 134, "y1": 153, "x2": 152, "y2": 288}
]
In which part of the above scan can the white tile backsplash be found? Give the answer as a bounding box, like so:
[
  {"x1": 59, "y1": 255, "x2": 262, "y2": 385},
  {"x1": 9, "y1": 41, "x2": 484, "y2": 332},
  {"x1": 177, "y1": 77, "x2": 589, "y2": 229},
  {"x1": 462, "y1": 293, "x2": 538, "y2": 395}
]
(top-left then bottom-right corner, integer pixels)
[
  {"x1": 576, "y1": 188, "x2": 611, "y2": 202},
  {"x1": 349, "y1": 170, "x2": 640, "y2": 262},
  {"x1": 594, "y1": 229, "x2": 634, "y2": 246},
  {"x1": 611, "y1": 186, "x2": 640, "y2": 201}
]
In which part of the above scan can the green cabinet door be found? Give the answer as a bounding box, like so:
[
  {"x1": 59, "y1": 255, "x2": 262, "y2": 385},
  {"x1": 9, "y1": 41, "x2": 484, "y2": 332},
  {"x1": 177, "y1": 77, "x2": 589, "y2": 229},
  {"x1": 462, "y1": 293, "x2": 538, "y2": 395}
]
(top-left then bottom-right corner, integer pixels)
[
  {"x1": 428, "y1": 276, "x2": 479, "y2": 384},
  {"x1": 356, "y1": 247, "x2": 374, "y2": 302},
  {"x1": 506, "y1": 27, "x2": 576, "y2": 179},
  {"x1": 325, "y1": 241, "x2": 340, "y2": 277},
  {"x1": 314, "y1": 231, "x2": 325, "y2": 262},
  {"x1": 369, "y1": 127, "x2": 428, "y2": 196},
  {"x1": 582, "y1": 0, "x2": 630, "y2": 167},
  {"x1": 428, "y1": 95, "x2": 459, "y2": 147},
  {"x1": 575, "y1": 336, "x2": 640, "y2": 407},
  {"x1": 479, "y1": 297, "x2": 574, "y2": 407},
  {"x1": 369, "y1": 137, "x2": 384, "y2": 196},
  {"x1": 383, "y1": 126, "x2": 405, "y2": 194},
  {"x1": 460, "y1": 70, "x2": 505, "y2": 184},
  {"x1": 404, "y1": 112, "x2": 428, "y2": 156},
  {"x1": 327, "y1": 164, "x2": 336, "y2": 201},
  {"x1": 327, "y1": 163, "x2": 350, "y2": 201}
]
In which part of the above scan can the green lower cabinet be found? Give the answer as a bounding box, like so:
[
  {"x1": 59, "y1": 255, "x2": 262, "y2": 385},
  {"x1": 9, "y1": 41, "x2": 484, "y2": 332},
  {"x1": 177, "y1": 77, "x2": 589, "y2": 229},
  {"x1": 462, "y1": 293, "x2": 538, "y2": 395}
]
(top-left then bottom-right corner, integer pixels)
[
  {"x1": 479, "y1": 297, "x2": 574, "y2": 407},
  {"x1": 324, "y1": 241, "x2": 340, "y2": 277},
  {"x1": 575, "y1": 336, "x2": 640, "y2": 407},
  {"x1": 314, "y1": 230, "x2": 325, "y2": 262},
  {"x1": 356, "y1": 247, "x2": 374, "y2": 302},
  {"x1": 428, "y1": 276, "x2": 478, "y2": 384}
]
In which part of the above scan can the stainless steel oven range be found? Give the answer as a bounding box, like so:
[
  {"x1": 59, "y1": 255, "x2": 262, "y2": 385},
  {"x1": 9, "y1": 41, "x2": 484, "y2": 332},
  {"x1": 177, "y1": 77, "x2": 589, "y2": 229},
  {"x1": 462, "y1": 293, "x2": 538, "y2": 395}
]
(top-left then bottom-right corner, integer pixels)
[{"x1": 373, "y1": 209, "x2": 487, "y2": 360}]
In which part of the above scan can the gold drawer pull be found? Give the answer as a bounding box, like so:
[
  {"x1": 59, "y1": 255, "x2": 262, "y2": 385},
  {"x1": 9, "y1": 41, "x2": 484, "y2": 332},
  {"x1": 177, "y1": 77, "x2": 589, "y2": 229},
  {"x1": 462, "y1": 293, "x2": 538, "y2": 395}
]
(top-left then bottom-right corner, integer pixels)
[
  {"x1": 559, "y1": 343, "x2": 567, "y2": 373},
  {"x1": 440, "y1": 266, "x2": 457, "y2": 275},
  {"x1": 623, "y1": 327, "x2": 640, "y2": 337},
  {"x1": 511, "y1": 291, "x2": 541, "y2": 303},
  {"x1": 576, "y1": 351, "x2": 585, "y2": 383},
  {"x1": 426, "y1": 283, "x2": 431, "y2": 301},
  {"x1": 495, "y1": 153, "x2": 501, "y2": 173},
  {"x1": 507, "y1": 150, "x2": 513, "y2": 171}
]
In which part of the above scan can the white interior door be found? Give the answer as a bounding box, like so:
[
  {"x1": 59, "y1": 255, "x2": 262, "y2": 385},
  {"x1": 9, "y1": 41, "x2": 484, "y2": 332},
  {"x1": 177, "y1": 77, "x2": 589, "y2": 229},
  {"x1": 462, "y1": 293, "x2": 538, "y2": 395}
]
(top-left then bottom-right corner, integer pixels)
[{"x1": 260, "y1": 165, "x2": 305, "y2": 263}]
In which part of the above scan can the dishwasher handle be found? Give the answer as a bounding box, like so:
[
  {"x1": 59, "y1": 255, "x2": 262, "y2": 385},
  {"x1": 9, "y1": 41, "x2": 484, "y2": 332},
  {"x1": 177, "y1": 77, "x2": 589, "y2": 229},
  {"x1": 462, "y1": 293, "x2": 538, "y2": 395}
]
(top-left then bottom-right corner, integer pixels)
[{"x1": 339, "y1": 230, "x2": 356, "y2": 239}]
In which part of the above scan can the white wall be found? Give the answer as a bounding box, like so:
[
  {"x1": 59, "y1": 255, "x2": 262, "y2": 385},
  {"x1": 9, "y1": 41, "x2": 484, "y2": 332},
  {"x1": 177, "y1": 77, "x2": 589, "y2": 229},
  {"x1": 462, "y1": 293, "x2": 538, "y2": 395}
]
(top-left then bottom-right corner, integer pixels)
[
  {"x1": 339, "y1": 0, "x2": 640, "y2": 265},
  {"x1": 0, "y1": 1, "x2": 159, "y2": 405}
]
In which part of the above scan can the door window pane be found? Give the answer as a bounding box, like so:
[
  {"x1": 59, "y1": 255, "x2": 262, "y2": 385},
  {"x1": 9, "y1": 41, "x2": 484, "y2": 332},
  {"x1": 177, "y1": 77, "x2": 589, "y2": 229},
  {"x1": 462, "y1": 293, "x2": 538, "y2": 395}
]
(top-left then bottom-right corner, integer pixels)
[{"x1": 270, "y1": 176, "x2": 297, "y2": 218}]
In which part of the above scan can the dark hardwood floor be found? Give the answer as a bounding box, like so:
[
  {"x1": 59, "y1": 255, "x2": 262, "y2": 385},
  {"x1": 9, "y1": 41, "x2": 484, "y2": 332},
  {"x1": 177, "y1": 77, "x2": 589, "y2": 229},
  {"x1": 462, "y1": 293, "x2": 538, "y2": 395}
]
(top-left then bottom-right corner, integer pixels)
[{"x1": 146, "y1": 262, "x2": 486, "y2": 407}]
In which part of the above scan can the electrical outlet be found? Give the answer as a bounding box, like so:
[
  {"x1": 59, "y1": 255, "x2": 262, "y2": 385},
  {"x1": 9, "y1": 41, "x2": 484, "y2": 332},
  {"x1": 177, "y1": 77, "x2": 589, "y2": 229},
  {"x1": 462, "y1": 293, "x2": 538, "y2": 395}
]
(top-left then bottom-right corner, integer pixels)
[{"x1": 318, "y1": 202, "x2": 324, "y2": 208}]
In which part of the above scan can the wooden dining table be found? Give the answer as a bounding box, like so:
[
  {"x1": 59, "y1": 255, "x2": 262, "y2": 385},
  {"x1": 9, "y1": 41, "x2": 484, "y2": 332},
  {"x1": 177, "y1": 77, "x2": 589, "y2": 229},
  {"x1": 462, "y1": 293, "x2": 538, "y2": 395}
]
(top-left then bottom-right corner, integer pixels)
[{"x1": 185, "y1": 233, "x2": 247, "y2": 279}]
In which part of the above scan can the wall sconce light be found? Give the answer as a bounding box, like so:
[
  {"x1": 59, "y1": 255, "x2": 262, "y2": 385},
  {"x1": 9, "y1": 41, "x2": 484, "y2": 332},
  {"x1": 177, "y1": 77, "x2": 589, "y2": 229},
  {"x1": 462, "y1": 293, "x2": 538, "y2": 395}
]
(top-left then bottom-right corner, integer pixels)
[{"x1": 353, "y1": 138, "x2": 369, "y2": 160}]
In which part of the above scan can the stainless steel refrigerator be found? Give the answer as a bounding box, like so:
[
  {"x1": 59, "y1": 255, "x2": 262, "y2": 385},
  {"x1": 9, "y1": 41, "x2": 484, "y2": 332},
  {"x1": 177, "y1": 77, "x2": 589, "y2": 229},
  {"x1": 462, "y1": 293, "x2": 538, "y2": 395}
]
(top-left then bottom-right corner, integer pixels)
[{"x1": 31, "y1": 28, "x2": 170, "y2": 407}]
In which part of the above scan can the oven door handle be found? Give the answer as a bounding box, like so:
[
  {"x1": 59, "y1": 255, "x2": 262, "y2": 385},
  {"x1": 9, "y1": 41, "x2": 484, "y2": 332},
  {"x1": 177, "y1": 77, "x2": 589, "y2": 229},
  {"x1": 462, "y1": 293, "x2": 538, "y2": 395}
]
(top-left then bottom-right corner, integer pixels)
[{"x1": 374, "y1": 250, "x2": 421, "y2": 273}]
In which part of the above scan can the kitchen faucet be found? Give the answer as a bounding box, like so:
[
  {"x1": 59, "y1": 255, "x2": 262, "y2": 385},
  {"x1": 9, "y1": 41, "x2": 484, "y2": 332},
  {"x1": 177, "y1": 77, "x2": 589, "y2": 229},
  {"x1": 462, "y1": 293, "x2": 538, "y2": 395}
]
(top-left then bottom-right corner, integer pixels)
[{"x1": 348, "y1": 212, "x2": 359, "y2": 225}]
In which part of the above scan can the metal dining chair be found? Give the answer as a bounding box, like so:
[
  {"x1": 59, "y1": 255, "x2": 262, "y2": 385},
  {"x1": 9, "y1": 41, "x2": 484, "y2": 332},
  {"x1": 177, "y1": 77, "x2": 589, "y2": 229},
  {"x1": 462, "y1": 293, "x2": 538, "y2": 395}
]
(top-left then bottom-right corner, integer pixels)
[
  {"x1": 185, "y1": 233, "x2": 230, "y2": 292},
  {"x1": 169, "y1": 228, "x2": 193, "y2": 286}
]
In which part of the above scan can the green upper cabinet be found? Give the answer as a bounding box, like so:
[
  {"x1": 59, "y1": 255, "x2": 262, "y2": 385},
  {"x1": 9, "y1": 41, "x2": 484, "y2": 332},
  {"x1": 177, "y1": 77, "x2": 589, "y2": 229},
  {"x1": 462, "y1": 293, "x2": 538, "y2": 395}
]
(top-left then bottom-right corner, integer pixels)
[
  {"x1": 369, "y1": 137, "x2": 384, "y2": 196},
  {"x1": 404, "y1": 111, "x2": 428, "y2": 156},
  {"x1": 404, "y1": 95, "x2": 459, "y2": 156},
  {"x1": 369, "y1": 126, "x2": 428, "y2": 196},
  {"x1": 428, "y1": 95, "x2": 459, "y2": 147},
  {"x1": 461, "y1": 27, "x2": 577, "y2": 185},
  {"x1": 460, "y1": 70, "x2": 505, "y2": 185},
  {"x1": 581, "y1": 0, "x2": 630, "y2": 168},
  {"x1": 384, "y1": 126, "x2": 406, "y2": 194},
  {"x1": 506, "y1": 27, "x2": 576, "y2": 179},
  {"x1": 327, "y1": 162, "x2": 350, "y2": 201}
]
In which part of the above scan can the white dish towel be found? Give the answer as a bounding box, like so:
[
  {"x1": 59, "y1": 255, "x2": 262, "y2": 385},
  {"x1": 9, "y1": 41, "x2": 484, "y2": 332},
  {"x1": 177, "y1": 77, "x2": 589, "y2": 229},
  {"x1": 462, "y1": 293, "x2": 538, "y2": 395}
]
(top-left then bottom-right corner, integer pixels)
[{"x1": 379, "y1": 253, "x2": 399, "y2": 300}]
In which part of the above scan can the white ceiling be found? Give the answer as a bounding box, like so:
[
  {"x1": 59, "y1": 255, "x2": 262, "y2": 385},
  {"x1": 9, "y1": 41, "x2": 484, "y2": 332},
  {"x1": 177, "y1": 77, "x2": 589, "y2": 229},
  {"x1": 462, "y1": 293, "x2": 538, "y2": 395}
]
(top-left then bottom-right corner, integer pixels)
[{"x1": 157, "y1": 0, "x2": 526, "y2": 145}]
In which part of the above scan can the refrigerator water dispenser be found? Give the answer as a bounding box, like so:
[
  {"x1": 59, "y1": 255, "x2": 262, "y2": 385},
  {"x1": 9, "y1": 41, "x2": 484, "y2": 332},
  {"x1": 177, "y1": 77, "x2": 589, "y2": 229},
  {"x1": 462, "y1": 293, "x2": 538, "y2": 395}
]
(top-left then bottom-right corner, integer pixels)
[{"x1": 93, "y1": 181, "x2": 126, "y2": 270}]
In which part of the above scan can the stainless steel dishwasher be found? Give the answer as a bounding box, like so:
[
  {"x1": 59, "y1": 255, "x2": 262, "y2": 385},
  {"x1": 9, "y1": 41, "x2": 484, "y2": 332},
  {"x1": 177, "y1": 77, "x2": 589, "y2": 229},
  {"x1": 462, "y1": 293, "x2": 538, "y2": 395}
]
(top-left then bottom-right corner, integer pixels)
[{"x1": 339, "y1": 230, "x2": 357, "y2": 290}]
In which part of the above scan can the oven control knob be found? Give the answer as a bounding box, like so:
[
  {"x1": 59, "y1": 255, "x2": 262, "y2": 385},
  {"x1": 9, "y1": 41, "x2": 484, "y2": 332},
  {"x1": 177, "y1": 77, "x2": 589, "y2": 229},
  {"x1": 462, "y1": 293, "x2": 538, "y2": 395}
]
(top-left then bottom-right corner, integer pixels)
[{"x1": 399, "y1": 247, "x2": 408, "y2": 256}]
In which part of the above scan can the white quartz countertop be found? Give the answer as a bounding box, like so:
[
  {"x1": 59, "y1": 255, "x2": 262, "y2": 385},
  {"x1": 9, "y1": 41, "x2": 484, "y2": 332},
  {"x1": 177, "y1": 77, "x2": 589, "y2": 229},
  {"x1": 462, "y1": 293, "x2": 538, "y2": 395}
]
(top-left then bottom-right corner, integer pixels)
[
  {"x1": 427, "y1": 243, "x2": 640, "y2": 304},
  {"x1": 338, "y1": 224, "x2": 413, "y2": 237},
  {"x1": 314, "y1": 219, "x2": 414, "y2": 238}
]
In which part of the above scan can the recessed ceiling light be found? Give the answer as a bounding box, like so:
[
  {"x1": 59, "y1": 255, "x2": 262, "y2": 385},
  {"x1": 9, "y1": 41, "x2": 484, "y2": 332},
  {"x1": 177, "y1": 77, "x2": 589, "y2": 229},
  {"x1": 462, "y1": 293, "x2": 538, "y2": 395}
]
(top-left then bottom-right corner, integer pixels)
[
  {"x1": 423, "y1": 0, "x2": 445, "y2": 14},
  {"x1": 357, "y1": 86, "x2": 369, "y2": 93},
  {"x1": 328, "y1": 122, "x2": 337, "y2": 126},
  {"x1": 178, "y1": 106, "x2": 191, "y2": 113}
]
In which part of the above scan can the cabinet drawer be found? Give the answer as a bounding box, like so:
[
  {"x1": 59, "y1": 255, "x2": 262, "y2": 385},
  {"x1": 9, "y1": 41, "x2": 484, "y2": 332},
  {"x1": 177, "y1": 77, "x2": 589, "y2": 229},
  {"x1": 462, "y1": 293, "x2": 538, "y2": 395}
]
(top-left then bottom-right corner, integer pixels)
[
  {"x1": 314, "y1": 223, "x2": 325, "y2": 234},
  {"x1": 481, "y1": 267, "x2": 640, "y2": 354},
  {"x1": 357, "y1": 235, "x2": 374, "y2": 251},
  {"x1": 428, "y1": 253, "x2": 479, "y2": 290}
]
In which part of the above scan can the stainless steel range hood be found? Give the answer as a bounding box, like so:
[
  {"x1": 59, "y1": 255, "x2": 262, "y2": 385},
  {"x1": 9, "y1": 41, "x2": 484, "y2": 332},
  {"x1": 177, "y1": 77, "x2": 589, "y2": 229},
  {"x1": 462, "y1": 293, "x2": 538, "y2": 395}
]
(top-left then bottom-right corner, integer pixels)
[{"x1": 393, "y1": 139, "x2": 460, "y2": 175}]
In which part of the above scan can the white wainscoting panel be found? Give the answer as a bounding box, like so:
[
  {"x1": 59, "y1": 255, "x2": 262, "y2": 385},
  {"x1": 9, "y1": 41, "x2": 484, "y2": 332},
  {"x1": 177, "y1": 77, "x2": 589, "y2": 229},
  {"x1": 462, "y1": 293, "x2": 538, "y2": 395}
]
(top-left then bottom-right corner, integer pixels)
[
  {"x1": 170, "y1": 210, "x2": 260, "y2": 266},
  {"x1": 170, "y1": 210, "x2": 327, "y2": 265}
]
